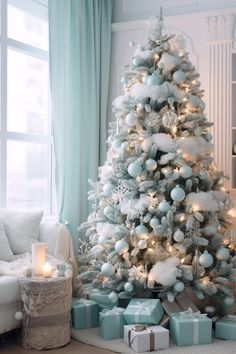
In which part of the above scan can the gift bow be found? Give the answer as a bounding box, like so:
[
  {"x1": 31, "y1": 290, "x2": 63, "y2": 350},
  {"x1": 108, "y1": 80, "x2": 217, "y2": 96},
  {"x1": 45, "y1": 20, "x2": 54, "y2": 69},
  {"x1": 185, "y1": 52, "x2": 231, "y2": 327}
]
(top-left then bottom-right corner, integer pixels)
[
  {"x1": 102, "y1": 306, "x2": 124, "y2": 316},
  {"x1": 128, "y1": 301, "x2": 151, "y2": 321},
  {"x1": 76, "y1": 298, "x2": 94, "y2": 305},
  {"x1": 179, "y1": 307, "x2": 207, "y2": 319},
  {"x1": 128, "y1": 326, "x2": 155, "y2": 351}
]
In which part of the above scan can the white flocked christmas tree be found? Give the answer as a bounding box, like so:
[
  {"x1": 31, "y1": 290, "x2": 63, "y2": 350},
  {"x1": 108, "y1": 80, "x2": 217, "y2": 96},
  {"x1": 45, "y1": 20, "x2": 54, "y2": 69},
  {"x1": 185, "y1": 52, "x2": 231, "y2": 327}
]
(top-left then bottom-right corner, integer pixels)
[{"x1": 78, "y1": 10, "x2": 236, "y2": 310}]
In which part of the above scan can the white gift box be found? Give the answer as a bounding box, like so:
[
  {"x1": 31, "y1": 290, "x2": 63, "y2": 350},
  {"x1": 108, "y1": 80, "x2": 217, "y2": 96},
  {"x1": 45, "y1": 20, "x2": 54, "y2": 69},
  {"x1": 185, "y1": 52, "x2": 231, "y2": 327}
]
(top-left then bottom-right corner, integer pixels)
[{"x1": 124, "y1": 324, "x2": 169, "y2": 352}]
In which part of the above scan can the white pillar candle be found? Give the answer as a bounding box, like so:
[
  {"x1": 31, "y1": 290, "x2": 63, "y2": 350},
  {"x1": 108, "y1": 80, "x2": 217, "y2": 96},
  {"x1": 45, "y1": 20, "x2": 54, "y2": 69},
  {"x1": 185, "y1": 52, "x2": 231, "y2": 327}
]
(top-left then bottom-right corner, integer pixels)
[
  {"x1": 42, "y1": 262, "x2": 52, "y2": 278},
  {"x1": 32, "y1": 242, "x2": 46, "y2": 276}
]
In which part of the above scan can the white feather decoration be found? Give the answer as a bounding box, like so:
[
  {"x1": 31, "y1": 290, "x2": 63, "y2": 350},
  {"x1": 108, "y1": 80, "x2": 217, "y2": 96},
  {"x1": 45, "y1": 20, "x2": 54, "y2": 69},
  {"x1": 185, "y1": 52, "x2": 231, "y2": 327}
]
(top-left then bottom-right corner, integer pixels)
[
  {"x1": 159, "y1": 152, "x2": 176, "y2": 165},
  {"x1": 152, "y1": 133, "x2": 176, "y2": 152},
  {"x1": 177, "y1": 137, "x2": 213, "y2": 157},
  {"x1": 149, "y1": 256, "x2": 180, "y2": 287},
  {"x1": 134, "y1": 46, "x2": 153, "y2": 60},
  {"x1": 130, "y1": 82, "x2": 184, "y2": 102},
  {"x1": 185, "y1": 191, "x2": 227, "y2": 212},
  {"x1": 99, "y1": 165, "x2": 114, "y2": 184}
]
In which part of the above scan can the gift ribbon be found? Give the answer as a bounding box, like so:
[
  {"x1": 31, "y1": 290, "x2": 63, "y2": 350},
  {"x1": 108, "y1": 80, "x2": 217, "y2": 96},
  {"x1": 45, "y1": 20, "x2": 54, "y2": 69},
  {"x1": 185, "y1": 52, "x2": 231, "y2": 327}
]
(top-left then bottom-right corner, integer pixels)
[
  {"x1": 76, "y1": 298, "x2": 93, "y2": 328},
  {"x1": 179, "y1": 308, "x2": 207, "y2": 345},
  {"x1": 128, "y1": 325, "x2": 155, "y2": 351},
  {"x1": 99, "y1": 307, "x2": 124, "y2": 338},
  {"x1": 127, "y1": 301, "x2": 150, "y2": 322}
]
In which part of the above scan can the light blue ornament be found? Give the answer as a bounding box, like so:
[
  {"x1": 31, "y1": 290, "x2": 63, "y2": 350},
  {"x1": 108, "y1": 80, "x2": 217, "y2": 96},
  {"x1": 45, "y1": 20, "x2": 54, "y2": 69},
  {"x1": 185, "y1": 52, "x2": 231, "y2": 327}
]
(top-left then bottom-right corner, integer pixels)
[
  {"x1": 103, "y1": 205, "x2": 114, "y2": 218},
  {"x1": 121, "y1": 141, "x2": 129, "y2": 151},
  {"x1": 129, "y1": 40, "x2": 136, "y2": 47},
  {"x1": 124, "y1": 282, "x2": 134, "y2": 292},
  {"x1": 179, "y1": 165, "x2": 192, "y2": 179},
  {"x1": 132, "y1": 56, "x2": 144, "y2": 67},
  {"x1": 146, "y1": 73, "x2": 163, "y2": 86},
  {"x1": 173, "y1": 281, "x2": 185, "y2": 293},
  {"x1": 101, "y1": 263, "x2": 113, "y2": 276},
  {"x1": 135, "y1": 224, "x2": 148, "y2": 237},
  {"x1": 158, "y1": 201, "x2": 171, "y2": 213},
  {"x1": 103, "y1": 183, "x2": 114, "y2": 196},
  {"x1": 138, "y1": 239, "x2": 147, "y2": 249},
  {"x1": 150, "y1": 217, "x2": 159, "y2": 228},
  {"x1": 204, "y1": 133, "x2": 212, "y2": 142},
  {"x1": 188, "y1": 95, "x2": 198, "y2": 108},
  {"x1": 224, "y1": 296, "x2": 235, "y2": 307},
  {"x1": 203, "y1": 224, "x2": 217, "y2": 236},
  {"x1": 199, "y1": 99, "x2": 206, "y2": 111},
  {"x1": 145, "y1": 159, "x2": 157, "y2": 172},
  {"x1": 112, "y1": 139, "x2": 122, "y2": 149},
  {"x1": 170, "y1": 185, "x2": 185, "y2": 202},
  {"x1": 173, "y1": 229, "x2": 185, "y2": 242},
  {"x1": 199, "y1": 251, "x2": 213, "y2": 268},
  {"x1": 128, "y1": 161, "x2": 142, "y2": 177},
  {"x1": 115, "y1": 240, "x2": 129, "y2": 254},
  {"x1": 216, "y1": 247, "x2": 230, "y2": 261},
  {"x1": 173, "y1": 70, "x2": 186, "y2": 84},
  {"x1": 108, "y1": 292, "x2": 119, "y2": 303},
  {"x1": 125, "y1": 112, "x2": 138, "y2": 126}
]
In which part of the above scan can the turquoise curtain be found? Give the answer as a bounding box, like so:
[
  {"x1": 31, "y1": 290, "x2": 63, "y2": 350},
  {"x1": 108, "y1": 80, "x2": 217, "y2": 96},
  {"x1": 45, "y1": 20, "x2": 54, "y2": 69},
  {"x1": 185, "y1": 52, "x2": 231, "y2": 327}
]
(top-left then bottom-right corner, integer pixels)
[{"x1": 48, "y1": 0, "x2": 113, "y2": 246}]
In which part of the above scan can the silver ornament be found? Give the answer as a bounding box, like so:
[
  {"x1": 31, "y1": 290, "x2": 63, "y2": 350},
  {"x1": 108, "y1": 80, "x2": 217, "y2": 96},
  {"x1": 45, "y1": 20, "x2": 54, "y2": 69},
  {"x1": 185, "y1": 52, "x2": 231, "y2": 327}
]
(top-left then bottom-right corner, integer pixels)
[{"x1": 162, "y1": 111, "x2": 178, "y2": 128}]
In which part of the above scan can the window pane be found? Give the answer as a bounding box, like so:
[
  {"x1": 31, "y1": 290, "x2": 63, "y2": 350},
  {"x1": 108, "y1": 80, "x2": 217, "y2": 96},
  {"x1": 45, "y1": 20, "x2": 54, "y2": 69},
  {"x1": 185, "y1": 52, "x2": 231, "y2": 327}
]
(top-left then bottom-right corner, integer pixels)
[
  {"x1": 7, "y1": 140, "x2": 50, "y2": 211},
  {"x1": 7, "y1": 49, "x2": 49, "y2": 135},
  {"x1": 8, "y1": 0, "x2": 48, "y2": 51}
]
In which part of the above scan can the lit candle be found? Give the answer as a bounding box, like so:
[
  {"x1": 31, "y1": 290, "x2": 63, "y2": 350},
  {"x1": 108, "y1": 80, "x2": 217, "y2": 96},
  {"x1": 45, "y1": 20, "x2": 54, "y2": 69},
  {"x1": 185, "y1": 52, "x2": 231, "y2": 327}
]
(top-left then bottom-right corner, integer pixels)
[
  {"x1": 42, "y1": 262, "x2": 52, "y2": 278},
  {"x1": 32, "y1": 242, "x2": 46, "y2": 276}
]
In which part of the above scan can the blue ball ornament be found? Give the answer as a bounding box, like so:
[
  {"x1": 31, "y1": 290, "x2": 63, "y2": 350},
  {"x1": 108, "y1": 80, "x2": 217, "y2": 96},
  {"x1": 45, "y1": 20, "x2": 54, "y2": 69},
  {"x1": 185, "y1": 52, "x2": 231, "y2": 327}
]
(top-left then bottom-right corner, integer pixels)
[
  {"x1": 101, "y1": 263, "x2": 113, "y2": 276},
  {"x1": 103, "y1": 183, "x2": 114, "y2": 196},
  {"x1": 199, "y1": 251, "x2": 214, "y2": 268},
  {"x1": 103, "y1": 205, "x2": 114, "y2": 218},
  {"x1": 179, "y1": 165, "x2": 192, "y2": 179},
  {"x1": 108, "y1": 292, "x2": 118, "y2": 303},
  {"x1": 158, "y1": 201, "x2": 171, "y2": 213},
  {"x1": 125, "y1": 112, "x2": 138, "y2": 126},
  {"x1": 216, "y1": 247, "x2": 230, "y2": 261},
  {"x1": 203, "y1": 225, "x2": 217, "y2": 236},
  {"x1": 173, "y1": 70, "x2": 186, "y2": 84},
  {"x1": 146, "y1": 73, "x2": 163, "y2": 86},
  {"x1": 128, "y1": 161, "x2": 142, "y2": 177},
  {"x1": 124, "y1": 282, "x2": 134, "y2": 292},
  {"x1": 155, "y1": 224, "x2": 164, "y2": 234},
  {"x1": 188, "y1": 95, "x2": 198, "y2": 108},
  {"x1": 115, "y1": 240, "x2": 129, "y2": 254},
  {"x1": 112, "y1": 139, "x2": 122, "y2": 149},
  {"x1": 173, "y1": 229, "x2": 185, "y2": 242},
  {"x1": 224, "y1": 296, "x2": 235, "y2": 307},
  {"x1": 135, "y1": 224, "x2": 148, "y2": 237},
  {"x1": 132, "y1": 56, "x2": 144, "y2": 67},
  {"x1": 145, "y1": 159, "x2": 157, "y2": 172},
  {"x1": 150, "y1": 217, "x2": 159, "y2": 228},
  {"x1": 204, "y1": 133, "x2": 212, "y2": 142},
  {"x1": 170, "y1": 185, "x2": 186, "y2": 202},
  {"x1": 173, "y1": 281, "x2": 185, "y2": 293},
  {"x1": 138, "y1": 239, "x2": 147, "y2": 249}
]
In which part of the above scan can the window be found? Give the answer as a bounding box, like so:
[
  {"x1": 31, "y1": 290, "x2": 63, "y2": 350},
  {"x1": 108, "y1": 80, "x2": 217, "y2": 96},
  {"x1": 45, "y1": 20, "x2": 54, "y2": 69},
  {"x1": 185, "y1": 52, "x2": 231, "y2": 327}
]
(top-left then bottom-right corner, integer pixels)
[{"x1": 0, "y1": 0, "x2": 54, "y2": 213}]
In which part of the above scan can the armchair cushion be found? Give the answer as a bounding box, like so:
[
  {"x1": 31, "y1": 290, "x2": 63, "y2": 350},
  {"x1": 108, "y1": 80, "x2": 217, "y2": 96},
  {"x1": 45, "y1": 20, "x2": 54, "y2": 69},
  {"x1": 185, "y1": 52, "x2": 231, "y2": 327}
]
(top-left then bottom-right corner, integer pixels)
[
  {"x1": 0, "y1": 217, "x2": 15, "y2": 261},
  {"x1": 0, "y1": 209, "x2": 43, "y2": 254}
]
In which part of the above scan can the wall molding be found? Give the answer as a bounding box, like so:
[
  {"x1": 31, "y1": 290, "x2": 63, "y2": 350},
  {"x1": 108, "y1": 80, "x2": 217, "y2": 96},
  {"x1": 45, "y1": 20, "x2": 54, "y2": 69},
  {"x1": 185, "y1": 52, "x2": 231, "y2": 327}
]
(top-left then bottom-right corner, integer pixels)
[{"x1": 206, "y1": 14, "x2": 235, "y2": 41}]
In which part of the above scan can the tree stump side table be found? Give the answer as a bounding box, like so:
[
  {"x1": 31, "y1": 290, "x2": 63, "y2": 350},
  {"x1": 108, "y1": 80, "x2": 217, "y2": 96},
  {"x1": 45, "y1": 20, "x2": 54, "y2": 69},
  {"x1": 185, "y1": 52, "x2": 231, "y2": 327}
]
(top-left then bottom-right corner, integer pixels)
[{"x1": 20, "y1": 275, "x2": 72, "y2": 350}]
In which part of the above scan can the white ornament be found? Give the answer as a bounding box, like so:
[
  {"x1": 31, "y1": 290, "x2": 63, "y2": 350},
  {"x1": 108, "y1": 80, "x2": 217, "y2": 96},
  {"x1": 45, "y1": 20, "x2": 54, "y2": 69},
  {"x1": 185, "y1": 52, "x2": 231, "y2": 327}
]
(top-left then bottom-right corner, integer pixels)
[
  {"x1": 224, "y1": 296, "x2": 235, "y2": 306},
  {"x1": 145, "y1": 159, "x2": 157, "y2": 171},
  {"x1": 65, "y1": 269, "x2": 73, "y2": 278},
  {"x1": 173, "y1": 229, "x2": 185, "y2": 242},
  {"x1": 128, "y1": 161, "x2": 142, "y2": 177},
  {"x1": 216, "y1": 247, "x2": 230, "y2": 261},
  {"x1": 141, "y1": 138, "x2": 152, "y2": 152},
  {"x1": 115, "y1": 239, "x2": 129, "y2": 254},
  {"x1": 138, "y1": 239, "x2": 147, "y2": 249},
  {"x1": 112, "y1": 139, "x2": 122, "y2": 149},
  {"x1": 125, "y1": 112, "x2": 138, "y2": 126},
  {"x1": 101, "y1": 263, "x2": 114, "y2": 276},
  {"x1": 171, "y1": 185, "x2": 185, "y2": 202},
  {"x1": 173, "y1": 70, "x2": 186, "y2": 84},
  {"x1": 150, "y1": 217, "x2": 159, "y2": 228},
  {"x1": 103, "y1": 183, "x2": 114, "y2": 196},
  {"x1": 14, "y1": 311, "x2": 23, "y2": 321},
  {"x1": 121, "y1": 142, "x2": 129, "y2": 151},
  {"x1": 158, "y1": 52, "x2": 180, "y2": 71},
  {"x1": 132, "y1": 56, "x2": 144, "y2": 67},
  {"x1": 158, "y1": 201, "x2": 171, "y2": 213},
  {"x1": 124, "y1": 282, "x2": 134, "y2": 292},
  {"x1": 188, "y1": 95, "x2": 198, "y2": 108},
  {"x1": 135, "y1": 224, "x2": 148, "y2": 237},
  {"x1": 103, "y1": 205, "x2": 114, "y2": 218},
  {"x1": 162, "y1": 111, "x2": 178, "y2": 128},
  {"x1": 129, "y1": 40, "x2": 135, "y2": 47},
  {"x1": 199, "y1": 251, "x2": 213, "y2": 268},
  {"x1": 179, "y1": 165, "x2": 192, "y2": 179}
]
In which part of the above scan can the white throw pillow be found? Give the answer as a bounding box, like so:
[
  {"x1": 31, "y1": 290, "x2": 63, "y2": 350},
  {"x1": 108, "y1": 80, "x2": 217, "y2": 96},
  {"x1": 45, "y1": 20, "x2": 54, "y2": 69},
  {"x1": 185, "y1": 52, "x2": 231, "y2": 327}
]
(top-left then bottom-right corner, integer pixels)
[
  {"x1": 0, "y1": 217, "x2": 15, "y2": 261},
  {"x1": 0, "y1": 209, "x2": 43, "y2": 254}
]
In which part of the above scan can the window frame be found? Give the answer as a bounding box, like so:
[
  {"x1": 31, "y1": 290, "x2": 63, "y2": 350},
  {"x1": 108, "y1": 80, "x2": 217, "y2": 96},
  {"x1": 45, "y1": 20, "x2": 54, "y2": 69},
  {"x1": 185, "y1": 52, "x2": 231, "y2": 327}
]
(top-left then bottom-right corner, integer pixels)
[{"x1": 0, "y1": 0, "x2": 55, "y2": 214}]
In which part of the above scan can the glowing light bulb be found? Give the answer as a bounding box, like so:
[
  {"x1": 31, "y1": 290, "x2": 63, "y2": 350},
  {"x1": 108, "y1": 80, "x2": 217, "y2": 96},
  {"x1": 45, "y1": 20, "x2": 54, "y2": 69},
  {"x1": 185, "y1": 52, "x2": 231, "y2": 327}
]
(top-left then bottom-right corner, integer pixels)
[
  {"x1": 180, "y1": 215, "x2": 185, "y2": 222},
  {"x1": 193, "y1": 205, "x2": 199, "y2": 212},
  {"x1": 183, "y1": 97, "x2": 187, "y2": 102},
  {"x1": 154, "y1": 54, "x2": 159, "y2": 60}
]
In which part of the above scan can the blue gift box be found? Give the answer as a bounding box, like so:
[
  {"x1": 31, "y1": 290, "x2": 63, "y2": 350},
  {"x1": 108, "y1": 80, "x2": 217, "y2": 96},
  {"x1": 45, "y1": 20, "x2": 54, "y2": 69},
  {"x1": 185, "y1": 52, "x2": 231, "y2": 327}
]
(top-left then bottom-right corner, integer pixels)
[
  {"x1": 123, "y1": 298, "x2": 164, "y2": 325},
  {"x1": 71, "y1": 298, "x2": 99, "y2": 330},
  {"x1": 99, "y1": 307, "x2": 126, "y2": 340},
  {"x1": 215, "y1": 315, "x2": 236, "y2": 340},
  {"x1": 170, "y1": 309, "x2": 212, "y2": 346}
]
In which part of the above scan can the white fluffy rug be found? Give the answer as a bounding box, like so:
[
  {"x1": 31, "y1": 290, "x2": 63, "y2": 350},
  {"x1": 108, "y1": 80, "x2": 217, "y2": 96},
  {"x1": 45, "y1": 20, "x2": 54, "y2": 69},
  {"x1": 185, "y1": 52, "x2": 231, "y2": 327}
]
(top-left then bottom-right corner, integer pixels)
[{"x1": 71, "y1": 328, "x2": 236, "y2": 354}]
